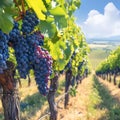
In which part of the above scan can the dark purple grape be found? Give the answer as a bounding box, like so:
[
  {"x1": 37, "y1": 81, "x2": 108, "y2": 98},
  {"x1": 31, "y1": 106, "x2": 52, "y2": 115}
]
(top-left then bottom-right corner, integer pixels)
[
  {"x1": 0, "y1": 30, "x2": 9, "y2": 73},
  {"x1": 21, "y1": 11, "x2": 39, "y2": 34},
  {"x1": 33, "y1": 46, "x2": 53, "y2": 95}
]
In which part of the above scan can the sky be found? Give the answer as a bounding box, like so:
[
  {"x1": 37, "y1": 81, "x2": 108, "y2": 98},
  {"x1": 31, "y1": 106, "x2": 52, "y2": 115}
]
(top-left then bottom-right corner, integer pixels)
[{"x1": 74, "y1": 0, "x2": 120, "y2": 40}]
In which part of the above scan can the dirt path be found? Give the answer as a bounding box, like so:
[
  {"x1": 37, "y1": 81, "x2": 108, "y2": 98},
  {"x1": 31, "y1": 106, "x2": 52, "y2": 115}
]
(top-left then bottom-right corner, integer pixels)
[
  {"x1": 57, "y1": 74, "x2": 93, "y2": 120},
  {"x1": 97, "y1": 76, "x2": 120, "y2": 103},
  {"x1": 57, "y1": 74, "x2": 120, "y2": 120}
]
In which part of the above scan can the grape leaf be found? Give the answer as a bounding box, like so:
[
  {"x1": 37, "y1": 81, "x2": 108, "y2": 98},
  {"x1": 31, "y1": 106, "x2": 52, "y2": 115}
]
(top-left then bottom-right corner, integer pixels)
[
  {"x1": 57, "y1": 59, "x2": 67, "y2": 70},
  {"x1": 49, "y1": 6, "x2": 66, "y2": 16},
  {"x1": 49, "y1": 40, "x2": 64, "y2": 60},
  {"x1": 74, "y1": 0, "x2": 81, "y2": 8},
  {"x1": 64, "y1": 43, "x2": 72, "y2": 60},
  {"x1": 25, "y1": 0, "x2": 47, "y2": 20},
  {"x1": 0, "y1": 0, "x2": 13, "y2": 7},
  {"x1": 0, "y1": 9, "x2": 13, "y2": 33},
  {"x1": 39, "y1": 20, "x2": 57, "y2": 38},
  {"x1": 54, "y1": 16, "x2": 67, "y2": 29}
]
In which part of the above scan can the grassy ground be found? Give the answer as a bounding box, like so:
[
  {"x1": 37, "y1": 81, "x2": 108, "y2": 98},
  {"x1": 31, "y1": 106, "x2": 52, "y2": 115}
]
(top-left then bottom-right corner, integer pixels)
[
  {"x1": 56, "y1": 74, "x2": 120, "y2": 120},
  {"x1": 0, "y1": 73, "x2": 120, "y2": 120},
  {"x1": 89, "y1": 48, "x2": 110, "y2": 70},
  {"x1": 0, "y1": 75, "x2": 65, "y2": 120},
  {"x1": 89, "y1": 75, "x2": 120, "y2": 120}
]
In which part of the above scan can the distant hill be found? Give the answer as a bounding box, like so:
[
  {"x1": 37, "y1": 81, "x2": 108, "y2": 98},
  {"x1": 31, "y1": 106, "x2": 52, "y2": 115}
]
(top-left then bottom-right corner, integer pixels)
[{"x1": 86, "y1": 36, "x2": 120, "y2": 45}]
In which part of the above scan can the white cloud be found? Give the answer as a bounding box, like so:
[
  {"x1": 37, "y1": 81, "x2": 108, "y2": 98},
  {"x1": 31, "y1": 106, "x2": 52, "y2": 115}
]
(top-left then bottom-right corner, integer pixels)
[{"x1": 80, "y1": 2, "x2": 120, "y2": 39}]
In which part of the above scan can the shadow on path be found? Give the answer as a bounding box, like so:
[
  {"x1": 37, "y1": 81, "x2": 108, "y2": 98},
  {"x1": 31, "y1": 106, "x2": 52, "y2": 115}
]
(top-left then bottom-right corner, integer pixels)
[
  {"x1": 20, "y1": 92, "x2": 47, "y2": 120},
  {"x1": 93, "y1": 75, "x2": 120, "y2": 120}
]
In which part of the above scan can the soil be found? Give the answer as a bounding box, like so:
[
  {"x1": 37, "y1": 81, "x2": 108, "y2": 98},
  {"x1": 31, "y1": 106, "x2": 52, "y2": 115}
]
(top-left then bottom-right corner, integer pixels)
[
  {"x1": 57, "y1": 75, "x2": 93, "y2": 120},
  {"x1": 57, "y1": 74, "x2": 120, "y2": 120}
]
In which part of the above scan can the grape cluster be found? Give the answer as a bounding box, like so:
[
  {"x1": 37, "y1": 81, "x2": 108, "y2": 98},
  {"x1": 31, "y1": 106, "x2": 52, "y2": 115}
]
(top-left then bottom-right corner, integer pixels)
[
  {"x1": 34, "y1": 31, "x2": 44, "y2": 46},
  {"x1": 9, "y1": 22, "x2": 30, "y2": 79},
  {"x1": 0, "y1": 30, "x2": 9, "y2": 73},
  {"x1": 9, "y1": 22, "x2": 20, "y2": 44},
  {"x1": 33, "y1": 46, "x2": 53, "y2": 95},
  {"x1": 8, "y1": 11, "x2": 53, "y2": 95},
  {"x1": 14, "y1": 36, "x2": 29, "y2": 79},
  {"x1": 26, "y1": 31, "x2": 44, "y2": 51},
  {"x1": 26, "y1": 31, "x2": 44, "y2": 67},
  {"x1": 26, "y1": 31, "x2": 51, "y2": 95},
  {"x1": 22, "y1": 11, "x2": 39, "y2": 34}
]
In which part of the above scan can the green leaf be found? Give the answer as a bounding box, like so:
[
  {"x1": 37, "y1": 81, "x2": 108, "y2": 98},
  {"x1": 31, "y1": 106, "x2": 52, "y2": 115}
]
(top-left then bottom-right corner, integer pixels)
[
  {"x1": 51, "y1": 32, "x2": 63, "y2": 43},
  {"x1": 69, "y1": 87, "x2": 77, "y2": 97},
  {"x1": 59, "y1": 38, "x2": 66, "y2": 49},
  {"x1": 64, "y1": 43, "x2": 72, "y2": 60},
  {"x1": 74, "y1": 0, "x2": 81, "y2": 8},
  {"x1": 69, "y1": 4, "x2": 76, "y2": 11},
  {"x1": 25, "y1": 0, "x2": 47, "y2": 20},
  {"x1": 0, "y1": 9, "x2": 13, "y2": 33},
  {"x1": 49, "y1": 40, "x2": 64, "y2": 60},
  {"x1": 57, "y1": 0, "x2": 65, "y2": 5},
  {"x1": 4, "y1": 7, "x2": 17, "y2": 16},
  {"x1": 54, "y1": 16, "x2": 67, "y2": 29},
  {"x1": 46, "y1": 16, "x2": 54, "y2": 23},
  {"x1": 8, "y1": 47, "x2": 17, "y2": 65},
  {"x1": 46, "y1": 0, "x2": 51, "y2": 4},
  {"x1": 0, "y1": 0, "x2": 15, "y2": 33},
  {"x1": 49, "y1": 6, "x2": 66, "y2": 16},
  {"x1": 39, "y1": 21, "x2": 57, "y2": 38},
  {"x1": 50, "y1": 72, "x2": 55, "y2": 79},
  {"x1": 0, "y1": 0, "x2": 13, "y2": 7},
  {"x1": 57, "y1": 59, "x2": 67, "y2": 70}
]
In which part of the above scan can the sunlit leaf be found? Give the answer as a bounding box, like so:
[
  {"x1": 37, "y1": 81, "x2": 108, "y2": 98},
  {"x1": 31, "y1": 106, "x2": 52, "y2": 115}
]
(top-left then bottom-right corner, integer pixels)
[
  {"x1": 25, "y1": 0, "x2": 47, "y2": 20},
  {"x1": 39, "y1": 20, "x2": 57, "y2": 38},
  {"x1": 46, "y1": 0, "x2": 51, "y2": 4},
  {"x1": 54, "y1": 16, "x2": 67, "y2": 29},
  {"x1": 74, "y1": 0, "x2": 81, "y2": 8},
  {"x1": 64, "y1": 43, "x2": 72, "y2": 60},
  {"x1": 57, "y1": 59, "x2": 67, "y2": 70},
  {"x1": 46, "y1": 16, "x2": 54, "y2": 23},
  {"x1": 49, "y1": 40, "x2": 64, "y2": 60},
  {"x1": 49, "y1": 6, "x2": 66, "y2": 16}
]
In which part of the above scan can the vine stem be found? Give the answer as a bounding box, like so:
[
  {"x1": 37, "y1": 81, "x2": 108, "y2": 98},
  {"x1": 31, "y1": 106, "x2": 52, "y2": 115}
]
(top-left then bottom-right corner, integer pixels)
[
  {"x1": 21, "y1": 0, "x2": 25, "y2": 14},
  {"x1": 14, "y1": 15, "x2": 22, "y2": 21},
  {"x1": 13, "y1": 0, "x2": 22, "y2": 14},
  {"x1": 13, "y1": 0, "x2": 26, "y2": 21}
]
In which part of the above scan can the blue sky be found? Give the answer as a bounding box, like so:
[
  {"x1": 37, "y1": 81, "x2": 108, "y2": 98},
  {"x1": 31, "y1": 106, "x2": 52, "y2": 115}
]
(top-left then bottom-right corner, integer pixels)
[{"x1": 74, "y1": 0, "x2": 120, "y2": 40}]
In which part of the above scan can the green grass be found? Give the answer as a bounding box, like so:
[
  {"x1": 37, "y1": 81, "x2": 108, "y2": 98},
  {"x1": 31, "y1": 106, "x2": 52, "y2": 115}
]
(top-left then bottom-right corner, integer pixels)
[
  {"x1": 0, "y1": 75, "x2": 66, "y2": 120},
  {"x1": 86, "y1": 75, "x2": 120, "y2": 120},
  {"x1": 89, "y1": 48, "x2": 110, "y2": 70}
]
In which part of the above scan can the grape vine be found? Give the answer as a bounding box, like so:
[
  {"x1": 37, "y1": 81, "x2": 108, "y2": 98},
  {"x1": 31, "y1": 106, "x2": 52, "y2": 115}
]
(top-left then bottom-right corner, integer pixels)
[
  {"x1": 96, "y1": 46, "x2": 120, "y2": 86},
  {"x1": 0, "y1": 1, "x2": 91, "y2": 120}
]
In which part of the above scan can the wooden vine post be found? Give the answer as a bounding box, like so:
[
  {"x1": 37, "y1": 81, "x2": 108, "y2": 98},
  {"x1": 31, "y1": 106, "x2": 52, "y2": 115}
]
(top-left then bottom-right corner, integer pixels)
[
  {"x1": 109, "y1": 73, "x2": 112, "y2": 82},
  {"x1": 0, "y1": 61, "x2": 20, "y2": 120},
  {"x1": 113, "y1": 73, "x2": 117, "y2": 85},
  {"x1": 64, "y1": 69, "x2": 72, "y2": 108},
  {"x1": 47, "y1": 72, "x2": 59, "y2": 120}
]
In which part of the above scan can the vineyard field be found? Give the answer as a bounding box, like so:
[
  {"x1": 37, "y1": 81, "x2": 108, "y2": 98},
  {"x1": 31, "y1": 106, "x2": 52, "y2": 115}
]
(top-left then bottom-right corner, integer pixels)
[
  {"x1": 1, "y1": 73, "x2": 120, "y2": 120},
  {"x1": 88, "y1": 43, "x2": 115, "y2": 70},
  {"x1": 0, "y1": 0, "x2": 120, "y2": 120}
]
